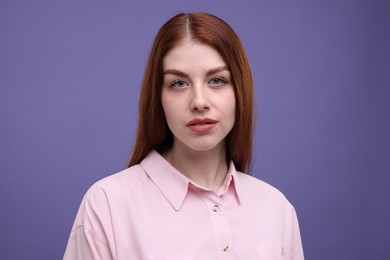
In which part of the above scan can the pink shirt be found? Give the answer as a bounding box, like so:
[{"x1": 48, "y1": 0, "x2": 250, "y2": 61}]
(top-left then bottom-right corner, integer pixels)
[{"x1": 64, "y1": 151, "x2": 304, "y2": 259}]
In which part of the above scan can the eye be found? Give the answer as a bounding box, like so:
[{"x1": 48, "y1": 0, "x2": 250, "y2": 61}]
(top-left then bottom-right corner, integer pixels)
[
  {"x1": 209, "y1": 77, "x2": 227, "y2": 86},
  {"x1": 170, "y1": 80, "x2": 188, "y2": 88}
]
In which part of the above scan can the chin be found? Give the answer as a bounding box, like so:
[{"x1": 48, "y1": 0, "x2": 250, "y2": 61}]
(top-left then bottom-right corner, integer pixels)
[
  {"x1": 173, "y1": 135, "x2": 226, "y2": 153},
  {"x1": 183, "y1": 140, "x2": 224, "y2": 153}
]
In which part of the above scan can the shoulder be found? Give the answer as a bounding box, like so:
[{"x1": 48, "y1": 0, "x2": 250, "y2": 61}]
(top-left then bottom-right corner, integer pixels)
[
  {"x1": 236, "y1": 172, "x2": 294, "y2": 208},
  {"x1": 84, "y1": 164, "x2": 148, "y2": 202},
  {"x1": 71, "y1": 164, "x2": 151, "y2": 228}
]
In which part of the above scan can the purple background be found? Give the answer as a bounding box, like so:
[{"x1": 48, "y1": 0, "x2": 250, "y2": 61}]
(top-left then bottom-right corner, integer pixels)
[{"x1": 1, "y1": 1, "x2": 389, "y2": 259}]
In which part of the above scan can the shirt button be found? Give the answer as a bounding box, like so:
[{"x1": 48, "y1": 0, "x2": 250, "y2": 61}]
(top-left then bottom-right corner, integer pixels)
[
  {"x1": 212, "y1": 204, "x2": 219, "y2": 212},
  {"x1": 223, "y1": 245, "x2": 229, "y2": 252}
]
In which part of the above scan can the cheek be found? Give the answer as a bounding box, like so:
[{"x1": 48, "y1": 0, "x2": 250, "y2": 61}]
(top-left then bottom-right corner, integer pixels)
[
  {"x1": 161, "y1": 97, "x2": 181, "y2": 125},
  {"x1": 226, "y1": 92, "x2": 236, "y2": 123},
  {"x1": 161, "y1": 99, "x2": 172, "y2": 117},
  {"x1": 162, "y1": 90, "x2": 188, "y2": 115},
  {"x1": 161, "y1": 92, "x2": 171, "y2": 116}
]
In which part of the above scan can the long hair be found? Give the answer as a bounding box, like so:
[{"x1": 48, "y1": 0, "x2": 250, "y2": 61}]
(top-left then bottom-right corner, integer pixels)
[{"x1": 128, "y1": 12, "x2": 254, "y2": 173}]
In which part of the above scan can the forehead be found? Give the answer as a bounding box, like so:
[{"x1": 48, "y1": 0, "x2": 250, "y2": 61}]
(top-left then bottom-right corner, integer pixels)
[{"x1": 163, "y1": 40, "x2": 226, "y2": 71}]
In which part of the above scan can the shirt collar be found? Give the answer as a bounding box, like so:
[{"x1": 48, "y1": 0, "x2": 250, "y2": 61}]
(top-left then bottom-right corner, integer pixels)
[
  {"x1": 140, "y1": 150, "x2": 241, "y2": 211},
  {"x1": 218, "y1": 161, "x2": 241, "y2": 204}
]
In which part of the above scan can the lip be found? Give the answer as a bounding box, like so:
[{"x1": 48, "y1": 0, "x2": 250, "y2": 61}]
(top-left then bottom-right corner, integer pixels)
[{"x1": 186, "y1": 118, "x2": 218, "y2": 133}]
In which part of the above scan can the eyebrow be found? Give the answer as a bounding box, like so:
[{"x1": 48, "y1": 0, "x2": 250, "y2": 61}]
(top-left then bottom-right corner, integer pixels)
[{"x1": 163, "y1": 66, "x2": 229, "y2": 78}]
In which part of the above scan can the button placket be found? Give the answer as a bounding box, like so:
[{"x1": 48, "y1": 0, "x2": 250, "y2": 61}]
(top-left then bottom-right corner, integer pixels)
[{"x1": 204, "y1": 194, "x2": 232, "y2": 258}]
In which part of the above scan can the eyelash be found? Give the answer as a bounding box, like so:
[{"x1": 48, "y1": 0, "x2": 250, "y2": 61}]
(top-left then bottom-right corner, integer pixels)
[
  {"x1": 168, "y1": 77, "x2": 228, "y2": 89},
  {"x1": 209, "y1": 77, "x2": 228, "y2": 86},
  {"x1": 169, "y1": 80, "x2": 188, "y2": 88}
]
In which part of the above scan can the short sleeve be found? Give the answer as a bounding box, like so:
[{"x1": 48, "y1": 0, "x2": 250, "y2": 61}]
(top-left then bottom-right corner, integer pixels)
[{"x1": 63, "y1": 187, "x2": 115, "y2": 260}]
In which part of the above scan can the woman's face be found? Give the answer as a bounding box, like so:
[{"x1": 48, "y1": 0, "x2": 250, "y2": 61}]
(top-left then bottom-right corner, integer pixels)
[{"x1": 161, "y1": 39, "x2": 236, "y2": 154}]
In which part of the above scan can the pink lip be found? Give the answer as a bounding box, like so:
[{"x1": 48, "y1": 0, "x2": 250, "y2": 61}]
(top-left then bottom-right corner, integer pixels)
[{"x1": 186, "y1": 118, "x2": 218, "y2": 133}]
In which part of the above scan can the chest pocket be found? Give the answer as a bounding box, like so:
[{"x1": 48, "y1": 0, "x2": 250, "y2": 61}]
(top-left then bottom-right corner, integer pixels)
[{"x1": 255, "y1": 243, "x2": 285, "y2": 260}]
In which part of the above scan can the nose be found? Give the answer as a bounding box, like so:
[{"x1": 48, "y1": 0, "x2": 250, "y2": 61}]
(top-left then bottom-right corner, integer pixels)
[{"x1": 190, "y1": 85, "x2": 210, "y2": 112}]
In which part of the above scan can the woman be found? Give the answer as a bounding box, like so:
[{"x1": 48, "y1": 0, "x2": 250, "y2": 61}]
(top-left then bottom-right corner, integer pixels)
[{"x1": 64, "y1": 12, "x2": 304, "y2": 259}]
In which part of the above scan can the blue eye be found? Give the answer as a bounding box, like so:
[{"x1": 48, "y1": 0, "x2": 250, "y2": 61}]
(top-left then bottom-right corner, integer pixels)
[
  {"x1": 170, "y1": 80, "x2": 188, "y2": 88},
  {"x1": 209, "y1": 77, "x2": 227, "y2": 85}
]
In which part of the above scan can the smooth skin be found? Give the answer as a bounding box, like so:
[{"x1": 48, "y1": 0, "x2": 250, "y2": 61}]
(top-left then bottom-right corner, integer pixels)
[{"x1": 161, "y1": 38, "x2": 236, "y2": 191}]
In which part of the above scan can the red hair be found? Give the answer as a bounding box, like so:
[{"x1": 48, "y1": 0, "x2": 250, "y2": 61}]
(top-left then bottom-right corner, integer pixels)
[{"x1": 128, "y1": 12, "x2": 254, "y2": 173}]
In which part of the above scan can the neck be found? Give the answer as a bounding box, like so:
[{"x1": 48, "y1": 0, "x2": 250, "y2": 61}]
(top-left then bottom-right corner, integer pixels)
[{"x1": 163, "y1": 142, "x2": 228, "y2": 192}]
